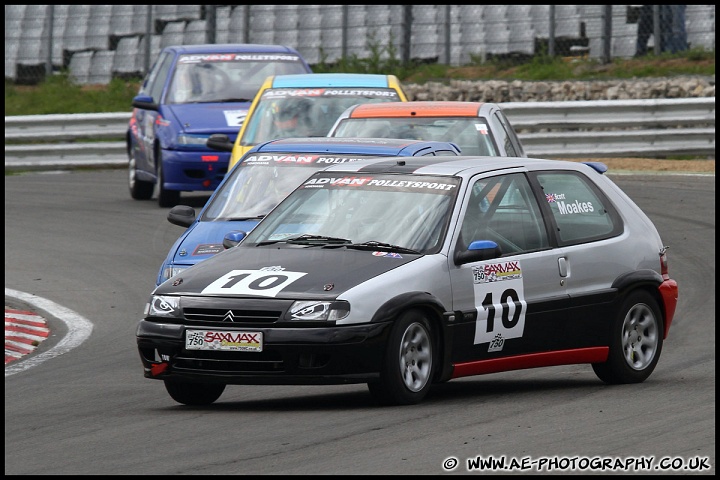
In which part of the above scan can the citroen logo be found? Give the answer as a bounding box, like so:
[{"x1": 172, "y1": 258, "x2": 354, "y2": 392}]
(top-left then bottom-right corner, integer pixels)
[{"x1": 223, "y1": 310, "x2": 235, "y2": 322}]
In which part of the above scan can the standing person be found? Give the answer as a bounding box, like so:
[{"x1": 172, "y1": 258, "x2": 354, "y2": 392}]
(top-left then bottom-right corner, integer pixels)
[
  {"x1": 635, "y1": 5, "x2": 655, "y2": 57},
  {"x1": 635, "y1": 5, "x2": 688, "y2": 56},
  {"x1": 662, "y1": 5, "x2": 688, "y2": 53}
]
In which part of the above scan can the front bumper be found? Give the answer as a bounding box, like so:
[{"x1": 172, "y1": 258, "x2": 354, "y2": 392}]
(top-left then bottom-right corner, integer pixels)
[
  {"x1": 161, "y1": 149, "x2": 229, "y2": 192},
  {"x1": 136, "y1": 319, "x2": 392, "y2": 385}
]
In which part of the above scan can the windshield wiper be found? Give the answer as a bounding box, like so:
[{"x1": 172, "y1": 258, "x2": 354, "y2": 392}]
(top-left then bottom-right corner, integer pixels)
[
  {"x1": 256, "y1": 234, "x2": 351, "y2": 247},
  {"x1": 213, "y1": 97, "x2": 253, "y2": 103},
  {"x1": 224, "y1": 215, "x2": 265, "y2": 221},
  {"x1": 347, "y1": 241, "x2": 420, "y2": 254}
]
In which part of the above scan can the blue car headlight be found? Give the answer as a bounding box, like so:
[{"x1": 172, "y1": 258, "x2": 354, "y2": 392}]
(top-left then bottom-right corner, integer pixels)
[
  {"x1": 286, "y1": 300, "x2": 350, "y2": 321},
  {"x1": 145, "y1": 295, "x2": 182, "y2": 318},
  {"x1": 162, "y1": 264, "x2": 190, "y2": 282},
  {"x1": 174, "y1": 133, "x2": 211, "y2": 150}
]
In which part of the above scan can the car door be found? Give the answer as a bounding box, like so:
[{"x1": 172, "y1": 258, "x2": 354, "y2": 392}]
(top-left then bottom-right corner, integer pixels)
[
  {"x1": 529, "y1": 169, "x2": 626, "y2": 348},
  {"x1": 133, "y1": 51, "x2": 174, "y2": 173},
  {"x1": 447, "y1": 171, "x2": 569, "y2": 365}
]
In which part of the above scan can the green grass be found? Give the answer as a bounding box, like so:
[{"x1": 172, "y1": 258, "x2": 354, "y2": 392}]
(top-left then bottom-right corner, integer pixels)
[
  {"x1": 4, "y1": 47, "x2": 714, "y2": 116},
  {"x1": 5, "y1": 75, "x2": 141, "y2": 115}
]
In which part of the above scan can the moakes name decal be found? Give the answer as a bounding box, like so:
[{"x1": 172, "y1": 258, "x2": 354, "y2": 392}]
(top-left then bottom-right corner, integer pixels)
[{"x1": 546, "y1": 192, "x2": 594, "y2": 215}]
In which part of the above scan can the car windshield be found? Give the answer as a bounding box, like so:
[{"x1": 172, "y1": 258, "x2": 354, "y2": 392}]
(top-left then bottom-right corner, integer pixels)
[
  {"x1": 244, "y1": 172, "x2": 461, "y2": 254},
  {"x1": 332, "y1": 117, "x2": 500, "y2": 156},
  {"x1": 166, "y1": 54, "x2": 309, "y2": 104},
  {"x1": 202, "y1": 152, "x2": 379, "y2": 221},
  {"x1": 240, "y1": 87, "x2": 401, "y2": 146}
]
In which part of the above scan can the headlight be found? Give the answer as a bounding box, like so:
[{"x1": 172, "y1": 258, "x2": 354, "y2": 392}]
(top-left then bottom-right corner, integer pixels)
[
  {"x1": 146, "y1": 295, "x2": 182, "y2": 318},
  {"x1": 162, "y1": 265, "x2": 190, "y2": 282},
  {"x1": 286, "y1": 300, "x2": 350, "y2": 321},
  {"x1": 175, "y1": 134, "x2": 211, "y2": 149}
]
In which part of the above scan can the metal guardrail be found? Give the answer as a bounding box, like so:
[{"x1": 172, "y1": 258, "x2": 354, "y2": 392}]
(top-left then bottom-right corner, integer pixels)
[{"x1": 4, "y1": 97, "x2": 715, "y2": 170}]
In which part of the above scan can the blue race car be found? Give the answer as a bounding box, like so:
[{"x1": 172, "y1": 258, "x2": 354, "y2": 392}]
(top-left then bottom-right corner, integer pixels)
[
  {"x1": 127, "y1": 44, "x2": 312, "y2": 208},
  {"x1": 155, "y1": 136, "x2": 461, "y2": 285}
]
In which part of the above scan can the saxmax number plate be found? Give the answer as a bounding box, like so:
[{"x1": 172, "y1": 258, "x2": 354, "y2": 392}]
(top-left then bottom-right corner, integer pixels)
[{"x1": 185, "y1": 329, "x2": 263, "y2": 352}]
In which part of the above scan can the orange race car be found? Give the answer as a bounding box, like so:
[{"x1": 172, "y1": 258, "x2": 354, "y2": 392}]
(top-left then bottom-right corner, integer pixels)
[{"x1": 328, "y1": 100, "x2": 526, "y2": 157}]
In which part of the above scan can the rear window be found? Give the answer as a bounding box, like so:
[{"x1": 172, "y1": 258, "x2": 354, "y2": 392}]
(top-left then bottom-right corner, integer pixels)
[
  {"x1": 534, "y1": 171, "x2": 622, "y2": 245},
  {"x1": 332, "y1": 117, "x2": 499, "y2": 156}
]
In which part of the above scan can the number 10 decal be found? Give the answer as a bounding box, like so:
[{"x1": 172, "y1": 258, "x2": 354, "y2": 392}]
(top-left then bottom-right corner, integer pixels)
[
  {"x1": 472, "y1": 262, "x2": 527, "y2": 345},
  {"x1": 202, "y1": 270, "x2": 307, "y2": 297}
]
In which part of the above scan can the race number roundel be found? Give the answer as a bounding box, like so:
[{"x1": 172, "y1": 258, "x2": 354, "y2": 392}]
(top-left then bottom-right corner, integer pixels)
[
  {"x1": 472, "y1": 260, "x2": 527, "y2": 350},
  {"x1": 201, "y1": 269, "x2": 307, "y2": 297}
]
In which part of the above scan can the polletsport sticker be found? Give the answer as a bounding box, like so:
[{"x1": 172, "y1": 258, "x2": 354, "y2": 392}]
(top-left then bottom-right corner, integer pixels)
[
  {"x1": 472, "y1": 260, "x2": 527, "y2": 347},
  {"x1": 302, "y1": 175, "x2": 460, "y2": 193},
  {"x1": 243, "y1": 154, "x2": 367, "y2": 165},
  {"x1": 178, "y1": 54, "x2": 302, "y2": 64},
  {"x1": 201, "y1": 269, "x2": 307, "y2": 297},
  {"x1": 263, "y1": 88, "x2": 398, "y2": 99}
]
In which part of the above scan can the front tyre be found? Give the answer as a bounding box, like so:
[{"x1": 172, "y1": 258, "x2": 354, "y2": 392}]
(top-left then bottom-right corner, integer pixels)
[
  {"x1": 157, "y1": 156, "x2": 180, "y2": 208},
  {"x1": 164, "y1": 380, "x2": 226, "y2": 406},
  {"x1": 128, "y1": 148, "x2": 154, "y2": 200},
  {"x1": 368, "y1": 309, "x2": 435, "y2": 406},
  {"x1": 592, "y1": 290, "x2": 663, "y2": 384}
]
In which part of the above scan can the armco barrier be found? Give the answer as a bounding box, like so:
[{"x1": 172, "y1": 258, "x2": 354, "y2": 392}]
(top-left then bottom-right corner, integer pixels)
[{"x1": 4, "y1": 97, "x2": 715, "y2": 170}]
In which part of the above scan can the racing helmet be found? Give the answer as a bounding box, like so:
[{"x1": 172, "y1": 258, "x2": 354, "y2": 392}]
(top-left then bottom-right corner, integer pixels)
[{"x1": 273, "y1": 97, "x2": 312, "y2": 131}]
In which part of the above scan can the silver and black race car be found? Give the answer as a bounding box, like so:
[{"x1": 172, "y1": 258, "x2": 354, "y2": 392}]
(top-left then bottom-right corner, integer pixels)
[{"x1": 137, "y1": 155, "x2": 678, "y2": 407}]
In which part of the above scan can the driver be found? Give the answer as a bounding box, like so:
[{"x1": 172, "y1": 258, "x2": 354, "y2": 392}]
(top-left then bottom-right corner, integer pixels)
[{"x1": 271, "y1": 98, "x2": 314, "y2": 137}]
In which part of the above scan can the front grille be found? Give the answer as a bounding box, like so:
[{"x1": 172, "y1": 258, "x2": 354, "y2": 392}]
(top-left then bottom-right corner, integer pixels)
[
  {"x1": 183, "y1": 307, "x2": 283, "y2": 323},
  {"x1": 173, "y1": 350, "x2": 284, "y2": 373}
]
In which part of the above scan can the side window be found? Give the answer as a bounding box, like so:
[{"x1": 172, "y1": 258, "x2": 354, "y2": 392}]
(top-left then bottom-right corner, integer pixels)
[
  {"x1": 459, "y1": 173, "x2": 549, "y2": 255},
  {"x1": 493, "y1": 111, "x2": 524, "y2": 157},
  {"x1": 140, "y1": 52, "x2": 168, "y2": 96},
  {"x1": 534, "y1": 171, "x2": 622, "y2": 245},
  {"x1": 145, "y1": 53, "x2": 174, "y2": 104}
]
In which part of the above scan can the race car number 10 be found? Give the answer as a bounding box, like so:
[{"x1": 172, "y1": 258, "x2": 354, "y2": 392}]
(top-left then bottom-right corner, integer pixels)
[
  {"x1": 201, "y1": 269, "x2": 308, "y2": 297},
  {"x1": 472, "y1": 261, "x2": 528, "y2": 346}
]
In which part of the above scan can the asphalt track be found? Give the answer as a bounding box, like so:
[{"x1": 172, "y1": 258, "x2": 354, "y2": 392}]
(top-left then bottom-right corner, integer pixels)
[{"x1": 4, "y1": 167, "x2": 715, "y2": 475}]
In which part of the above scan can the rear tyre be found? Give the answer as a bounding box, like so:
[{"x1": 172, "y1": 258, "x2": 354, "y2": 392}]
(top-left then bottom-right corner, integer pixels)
[
  {"x1": 164, "y1": 380, "x2": 226, "y2": 406},
  {"x1": 128, "y1": 149, "x2": 154, "y2": 200},
  {"x1": 592, "y1": 290, "x2": 663, "y2": 384},
  {"x1": 157, "y1": 158, "x2": 180, "y2": 208},
  {"x1": 368, "y1": 309, "x2": 435, "y2": 406}
]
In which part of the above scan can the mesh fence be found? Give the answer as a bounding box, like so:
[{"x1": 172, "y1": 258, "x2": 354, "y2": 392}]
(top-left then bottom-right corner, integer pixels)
[{"x1": 5, "y1": 5, "x2": 716, "y2": 85}]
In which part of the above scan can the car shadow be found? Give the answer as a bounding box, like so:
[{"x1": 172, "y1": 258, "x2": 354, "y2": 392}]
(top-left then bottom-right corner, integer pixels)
[{"x1": 149, "y1": 375, "x2": 606, "y2": 412}]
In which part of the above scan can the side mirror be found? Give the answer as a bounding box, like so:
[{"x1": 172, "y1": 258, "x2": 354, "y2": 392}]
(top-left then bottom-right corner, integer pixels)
[
  {"x1": 207, "y1": 133, "x2": 234, "y2": 152},
  {"x1": 167, "y1": 205, "x2": 195, "y2": 228},
  {"x1": 131, "y1": 94, "x2": 158, "y2": 111},
  {"x1": 454, "y1": 240, "x2": 501, "y2": 265},
  {"x1": 223, "y1": 230, "x2": 247, "y2": 249}
]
